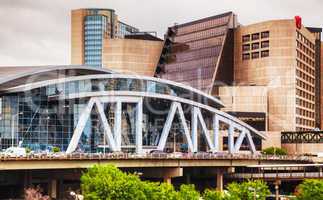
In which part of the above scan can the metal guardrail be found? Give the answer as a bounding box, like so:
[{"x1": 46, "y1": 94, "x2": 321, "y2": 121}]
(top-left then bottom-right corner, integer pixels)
[
  {"x1": 0, "y1": 152, "x2": 314, "y2": 162},
  {"x1": 228, "y1": 172, "x2": 323, "y2": 179}
]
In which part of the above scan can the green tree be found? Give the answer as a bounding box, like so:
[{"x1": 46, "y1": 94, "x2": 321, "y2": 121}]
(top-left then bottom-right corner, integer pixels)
[
  {"x1": 178, "y1": 184, "x2": 200, "y2": 200},
  {"x1": 81, "y1": 165, "x2": 146, "y2": 200},
  {"x1": 226, "y1": 180, "x2": 270, "y2": 200},
  {"x1": 203, "y1": 189, "x2": 225, "y2": 200},
  {"x1": 81, "y1": 165, "x2": 200, "y2": 200},
  {"x1": 262, "y1": 147, "x2": 287, "y2": 155},
  {"x1": 296, "y1": 179, "x2": 323, "y2": 200}
]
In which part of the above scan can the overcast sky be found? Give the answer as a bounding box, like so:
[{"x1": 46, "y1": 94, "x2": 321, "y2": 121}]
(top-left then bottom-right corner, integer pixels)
[{"x1": 0, "y1": 0, "x2": 322, "y2": 66}]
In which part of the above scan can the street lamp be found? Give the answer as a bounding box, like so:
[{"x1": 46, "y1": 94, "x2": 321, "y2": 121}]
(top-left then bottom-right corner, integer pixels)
[
  {"x1": 248, "y1": 187, "x2": 259, "y2": 200},
  {"x1": 11, "y1": 112, "x2": 23, "y2": 147}
]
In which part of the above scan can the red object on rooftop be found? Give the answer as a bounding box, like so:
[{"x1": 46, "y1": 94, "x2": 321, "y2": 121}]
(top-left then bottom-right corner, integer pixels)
[{"x1": 295, "y1": 16, "x2": 302, "y2": 29}]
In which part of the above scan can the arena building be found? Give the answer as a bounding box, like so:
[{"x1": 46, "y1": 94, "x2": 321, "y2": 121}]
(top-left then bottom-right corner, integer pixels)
[{"x1": 0, "y1": 65, "x2": 264, "y2": 154}]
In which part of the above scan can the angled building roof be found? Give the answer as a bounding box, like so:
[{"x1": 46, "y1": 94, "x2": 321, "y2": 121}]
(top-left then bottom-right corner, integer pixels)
[{"x1": 155, "y1": 12, "x2": 237, "y2": 94}]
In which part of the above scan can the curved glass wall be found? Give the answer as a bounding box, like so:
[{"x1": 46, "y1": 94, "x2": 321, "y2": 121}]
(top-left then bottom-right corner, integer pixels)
[{"x1": 0, "y1": 77, "x2": 222, "y2": 153}]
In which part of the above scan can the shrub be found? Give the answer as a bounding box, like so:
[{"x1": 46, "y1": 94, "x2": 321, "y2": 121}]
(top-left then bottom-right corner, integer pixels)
[
  {"x1": 226, "y1": 180, "x2": 270, "y2": 200},
  {"x1": 296, "y1": 179, "x2": 323, "y2": 200},
  {"x1": 262, "y1": 147, "x2": 287, "y2": 155},
  {"x1": 52, "y1": 146, "x2": 60, "y2": 153},
  {"x1": 203, "y1": 189, "x2": 224, "y2": 200}
]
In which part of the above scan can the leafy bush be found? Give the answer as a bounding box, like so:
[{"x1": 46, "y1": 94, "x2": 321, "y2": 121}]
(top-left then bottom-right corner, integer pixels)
[
  {"x1": 203, "y1": 189, "x2": 224, "y2": 200},
  {"x1": 81, "y1": 165, "x2": 270, "y2": 200},
  {"x1": 296, "y1": 179, "x2": 323, "y2": 200},
  {"x1": 81, "y1": 165, "x2": 200, "y2": 200},
  {"x1": 25, "y1": 147, "x2": 31, "y2": 154},
  {"x1": 262, "y1": 147, "x2": 287, "y2": 155},
  {"x1": 226, "y1": 180, "x2": 270, "y2": 200},
  {"x1": 52, "y1": 146, "x2": 60, "y2": 153}
]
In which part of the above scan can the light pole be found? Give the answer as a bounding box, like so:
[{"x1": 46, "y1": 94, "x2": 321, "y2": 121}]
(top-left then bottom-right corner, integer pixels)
[
  {"x1": 11, "y1": 112, "x2": 23, "y2": 147},
  {"x1": 248, "y1": 187, "x2": 259, "y2": 200}
]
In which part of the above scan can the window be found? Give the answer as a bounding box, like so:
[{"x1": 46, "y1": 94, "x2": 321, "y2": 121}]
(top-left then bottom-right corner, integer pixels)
[
  {"x1": 261, "y1": 50, "x2": 269, "y2": 57},
  {"x1": 242, "y1": 35, "x2": 250, "y2": 42},
  {"x1": 252, "y1": 43, "x2": 260, "y2": 50},
  {"x1": 242, "y1": 53, "x2": 250, "y2": 60},
  {"x1": 261, "y1": 40, "x2": 269, "y2": 48},
  {"x1": 242, "y1": 44, "x2": 250, "y2": 51},
  {"x1": 252, "y1": 33, "x2": 260, "y2": 40},
  {"x1": 261, "y1": 31, "x2": 269, "y2": 38},
  {"x1": 252, "y1": 52, "x2": 259, "y2": 59}
]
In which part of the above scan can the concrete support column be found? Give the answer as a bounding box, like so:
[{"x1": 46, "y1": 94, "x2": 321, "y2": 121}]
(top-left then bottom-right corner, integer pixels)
[
  {"x1": 216, "y1": 172, "x2": 224, "y2": 191},
  {"x1": 48, "y1": 179, "x2": 57, "y2": 200},
  {"x1": 164, "y1": 177, "x2": 172, "y2": 184},
  {"x1": 58, "y1": 179, "x2": 64, "y2": 200},
  {"x1": 274, "y1": 180, "x2": 281, "y2": 200},
  {"x1": 24, "y1": 170, "x2": 32, "y2": 189}
]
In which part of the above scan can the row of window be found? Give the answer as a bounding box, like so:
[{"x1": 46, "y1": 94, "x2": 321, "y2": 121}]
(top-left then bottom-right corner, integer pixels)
[
  {"x1": 296, "y1": 88, "x2": 315, "y2": 102},
  {"x1": 242, "y1": 41, "x2": 269, "y2": 51},
  {"x1": 296, "y1": 79, "x2": 315, "y2": 93},
  {"x1": 242, "y1": 31, "x2": 269, "y2": 42},
  {"x1": 176, "y1": 16, "x2": 230, "y2": 36},
  {"x1": 296, "y1": 98, "x2": 315, "y2": 110},
  {"x1": 296, "y1": 117, "x2": 315, "y2": 127},
  {"x1": 296, "y1": 69, "x2": 315, "y2": 85},
  {"x1": 187, "y1": 37, "x2": 224, "y2": 50},
  {"x1": 165, "y1": 57, "x2": 216, "y2": 73},
  {"x1": 296, "y1": 107, "x2": 315, "y2": 119},
  {"x1": 297, "y1": 40, "x2": 315, "y2": 59},
  {"x1": 297, "y1": 61, "x2": 315, "y2": 77},
  {"x1": 297, "y1": 31, "x2": 315, "y2": 51},
  {"x1": 174, "y1": 26, "x2": 227, "y2": 43},
  {"x1": 242, "y1": 50, "x2": 269, "y2": 60},
  {"x1": 297, "y1": 51, "x2": 315, "y2": 67},
  {"x1": 175, "y1": 46, "x2": 222, "y2": 63}
]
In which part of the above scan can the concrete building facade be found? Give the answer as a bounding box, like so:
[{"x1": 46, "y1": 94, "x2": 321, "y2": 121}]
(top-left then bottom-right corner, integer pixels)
[{"x1": 155, "y1": 14, "x2": 322, "y2": 154}]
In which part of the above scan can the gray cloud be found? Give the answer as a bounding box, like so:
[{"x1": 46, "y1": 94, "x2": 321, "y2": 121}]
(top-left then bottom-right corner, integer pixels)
[{"x1": 0, "y1": 0, "x2": 322, "y2": 66}]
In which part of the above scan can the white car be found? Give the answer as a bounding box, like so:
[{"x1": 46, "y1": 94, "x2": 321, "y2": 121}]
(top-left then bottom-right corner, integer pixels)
[{"x1": 2, "y1": 147, "x2": 26, "y2": 157}]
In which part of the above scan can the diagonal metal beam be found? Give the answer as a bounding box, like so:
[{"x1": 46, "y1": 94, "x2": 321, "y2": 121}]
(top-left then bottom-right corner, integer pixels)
[
  {"x1": 157, "y1": 102, "x2": 178, "y2": 151},
  {"x1": 195, "y1": 107, "x2": 215, "y2": 152},
  {"x1": 234, "y1": 130, "x2": 246, "y2": 153},
  {"x1": 176, "y1": 103, "x2": 194, "y2": 152},
  {"x1": 66, "y1": 98, "x2": 96, "y2": 154},
  {"x1": 245, "y1": 131, "x2": 257, "y2": 154},
  {"x1": 93, "y1": 98, "x2": 117, "y2": 151}
]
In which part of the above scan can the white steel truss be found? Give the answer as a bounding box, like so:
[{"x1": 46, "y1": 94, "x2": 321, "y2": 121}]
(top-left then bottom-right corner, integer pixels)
[{"x1": 66, "y1": 97, "x2": 258, "y2": 154}]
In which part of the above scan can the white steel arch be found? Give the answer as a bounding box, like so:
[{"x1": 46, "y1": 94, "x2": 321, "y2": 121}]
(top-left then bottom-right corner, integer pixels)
[{"x1": 66, "y1": 95, "x2": 261, "y2": 155}]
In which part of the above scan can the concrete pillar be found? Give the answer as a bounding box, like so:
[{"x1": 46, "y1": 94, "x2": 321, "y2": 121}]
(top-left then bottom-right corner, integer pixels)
[
  {"x1": 274, "y1": 180, "x2": 281, "y2": 200},
  {"x1": 48, "y1": 179, "x2": 57, "y2": 199},
  {"x1": 185, "y1": 174, "x2": 191, "y2": 184},
  {"x1": 164, "y1": 177, "x2": 172, "y2": 184},
  {"x1": 58, "y1": 179, "x2": 64, "y2": 200},
  {"x1": 216, "y1": 172, "x2": 224, "y2": 191}
]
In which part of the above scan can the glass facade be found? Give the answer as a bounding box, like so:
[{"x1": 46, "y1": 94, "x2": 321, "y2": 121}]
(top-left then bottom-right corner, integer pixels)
[
  {"x1": 81, "y1": 9, "x2": 139, "y2": 68},
  {"x1": 156, "y1": 12, "x2": 234, "y2": 93},
  {"x1": 84, "y1": 15, "x2": 107, "y2": 68},
  {"x1": 117, "y1": 22, "x2": 139, "y2": 38},
  {"x1": 0, "y1": 77, "x2": 220, "y2": 153}
]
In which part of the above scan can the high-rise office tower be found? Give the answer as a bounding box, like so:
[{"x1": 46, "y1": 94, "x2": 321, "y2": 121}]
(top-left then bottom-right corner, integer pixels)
[{"x1": 71, "y1": 8, "x2": 163, "y2": 76}]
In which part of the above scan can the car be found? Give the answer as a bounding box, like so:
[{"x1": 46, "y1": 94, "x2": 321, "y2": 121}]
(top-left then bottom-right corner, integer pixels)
[{"x1": 2, "y1": 147, "x2": 26, "y2": 157}]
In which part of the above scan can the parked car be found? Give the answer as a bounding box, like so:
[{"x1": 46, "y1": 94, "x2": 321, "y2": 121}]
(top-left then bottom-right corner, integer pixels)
[{"x1": 2, "y1": 147, "x2": 26, "y2": 157}]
